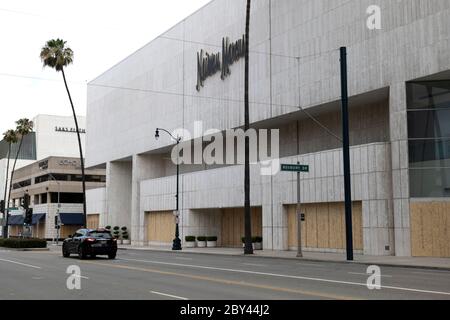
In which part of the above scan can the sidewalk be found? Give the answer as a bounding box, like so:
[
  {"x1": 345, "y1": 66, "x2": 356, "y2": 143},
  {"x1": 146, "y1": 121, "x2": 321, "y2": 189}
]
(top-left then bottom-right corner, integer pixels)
[{"x1": 118, "y1": 245, "x2": 450, "y2": 271}]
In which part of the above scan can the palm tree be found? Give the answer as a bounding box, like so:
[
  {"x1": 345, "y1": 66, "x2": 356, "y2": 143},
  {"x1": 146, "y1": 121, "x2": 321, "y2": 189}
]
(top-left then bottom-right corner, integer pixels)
[
  {"x1": 40, "y1": 39, "x2": 86, "y2": 228},
  {"x1": 5, "y1": 119, "x2": 34, "y2": 235},
  {"x1": 243, "y1": 0, "x2": 253, "y2": 254},
  {"x1": 2, "y1": 129, "x2": 18, "y2": 238}
]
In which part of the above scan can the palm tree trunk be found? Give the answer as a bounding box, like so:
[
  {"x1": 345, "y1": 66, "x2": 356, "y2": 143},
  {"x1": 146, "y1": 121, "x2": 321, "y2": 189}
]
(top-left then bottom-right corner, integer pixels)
[
  {"x1": 244, "y1": 0, "x2": 253, "y2": 255},
  {"x1": 2, "y1": 143, "x2": 11, "y2": 238},
  {"x1": 8, "y1": 138, "x2": 23, "y2": 195},
  {"x1": 6, "y1": 137, "x2": 24, "y2": 237},
  {"x1": 62, "y1": 68, "x2": 87, "y2": 227}
]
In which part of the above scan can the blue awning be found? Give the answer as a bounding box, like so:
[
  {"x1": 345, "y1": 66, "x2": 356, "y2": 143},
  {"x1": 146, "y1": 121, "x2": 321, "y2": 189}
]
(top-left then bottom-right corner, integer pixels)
[
  {"x1": 59, "y1": 213, "x2": 84, "y2": 226},
  {"x1": 7, "y1": 214, "x2": 46, "y2": 226},
  {"x1": 8, "y1": 215, "x2": 23, "y2": 226},
  {"x1": 32, "y1": 214, "x2": 46, "y2": 225}
]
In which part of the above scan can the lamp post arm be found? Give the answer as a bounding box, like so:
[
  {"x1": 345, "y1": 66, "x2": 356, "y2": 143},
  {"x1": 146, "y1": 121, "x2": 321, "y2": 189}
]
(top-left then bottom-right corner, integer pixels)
[{"x1": 156, "y1": 128, "x2": 181, "y2": 143}]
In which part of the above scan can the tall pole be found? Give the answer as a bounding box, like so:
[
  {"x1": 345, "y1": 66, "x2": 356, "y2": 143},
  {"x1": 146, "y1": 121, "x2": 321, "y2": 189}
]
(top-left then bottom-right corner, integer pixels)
[
  {"x1": 340, "y1": 47, "x2": 354, "y2": 261},
  {"x1": 296, "y1": 162, "x2": 303, "y2": 257},
  {"x1": 173, "y1": 139, "x2": 182, "y2": 251},
  {"x1": 243, "y1": 0, "x2": 253, "y2": 255}
]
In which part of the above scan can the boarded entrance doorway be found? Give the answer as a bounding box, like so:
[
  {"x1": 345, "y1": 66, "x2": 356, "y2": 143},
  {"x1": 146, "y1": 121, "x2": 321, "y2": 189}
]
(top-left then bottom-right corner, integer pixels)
[
  {"x1": 146, "y1": 211, "x2": 175, "y2": 244},
  {"x1": 87, "y1": 214, "x2": 100, "y2": 229},
  {"x1": 287, "y1": 202, "x2": 363, "y2": 251},
  {"x1": 221, "y1": 207, "x2": 262, "y2": 248}
]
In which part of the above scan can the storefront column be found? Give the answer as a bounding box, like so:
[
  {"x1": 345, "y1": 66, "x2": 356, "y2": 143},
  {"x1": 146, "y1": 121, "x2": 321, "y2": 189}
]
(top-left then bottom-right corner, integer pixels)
[
  {"x1": 131, "y1": 154, "x2": 166, "y2": 246},
  {"x1": 390, "y1": 82, "x2": 412, "y2": 257}
]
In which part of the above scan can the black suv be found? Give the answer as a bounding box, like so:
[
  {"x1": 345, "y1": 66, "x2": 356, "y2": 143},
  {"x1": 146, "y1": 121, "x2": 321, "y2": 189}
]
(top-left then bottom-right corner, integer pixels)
[{"x1": 62, "y1": 228, "x2": 117, "y2": 259}]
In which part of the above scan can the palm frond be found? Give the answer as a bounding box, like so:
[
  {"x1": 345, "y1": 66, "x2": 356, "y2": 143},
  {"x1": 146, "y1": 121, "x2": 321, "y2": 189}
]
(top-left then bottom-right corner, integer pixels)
[
  {"x1": 40, "y1": 38, "x2": 74, "y2": 71},
  {"x1": 3, "y1": 129, "x2": 19, "y2": 144},
  {"x1": 15, "y1": 118, "x2": 34, "y2": 136}
]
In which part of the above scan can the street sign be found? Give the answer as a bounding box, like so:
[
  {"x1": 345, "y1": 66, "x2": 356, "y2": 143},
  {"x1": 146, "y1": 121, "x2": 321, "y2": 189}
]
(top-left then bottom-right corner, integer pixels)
[{"x1": 281, "y1": 164, "x2": 309, "y2": 172}]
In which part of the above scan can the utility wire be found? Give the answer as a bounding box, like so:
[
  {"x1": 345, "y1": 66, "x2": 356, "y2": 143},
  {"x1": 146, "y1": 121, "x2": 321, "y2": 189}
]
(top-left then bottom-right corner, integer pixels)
[
  {"x1": 0, "y1": 44, "x2": 341, "y2": 143},
  {"x1": 159, "y1": 35, "x2": 338, "y2": 61}
]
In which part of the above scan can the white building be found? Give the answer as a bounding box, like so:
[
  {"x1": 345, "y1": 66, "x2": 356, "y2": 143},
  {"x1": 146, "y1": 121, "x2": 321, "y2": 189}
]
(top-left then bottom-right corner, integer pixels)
[
  {"x1": 86, "y1": 0, "x2": 450, "y2": 257},
  {"x1": 1, "y1": 114, "x2": 86, "y2": 221}
]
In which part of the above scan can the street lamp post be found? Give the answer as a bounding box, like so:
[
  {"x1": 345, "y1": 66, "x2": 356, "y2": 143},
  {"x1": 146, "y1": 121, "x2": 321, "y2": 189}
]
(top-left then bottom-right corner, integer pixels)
[{"x1": 155, "y1": 128, "x2": 182, "y2": 251}]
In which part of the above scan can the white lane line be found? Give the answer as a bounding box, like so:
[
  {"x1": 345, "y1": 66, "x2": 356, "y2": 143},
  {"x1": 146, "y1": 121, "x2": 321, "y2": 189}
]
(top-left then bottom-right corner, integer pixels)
[
  {"x1": 73, "y1": 275, "x2": 90, "y2": 280},
  {"x1": 150, "y1": 291, "x2": 188, "y2": 300},
  {"x1": 348, "y1": 272, "x2": 392, "y2": 278},
  {"x1": 0, "y1": 258, "x2": 41, "y2": 269},
  {"x1": 121, "y1": 258, "x2": 450, "y2": 296},
  {"x1": 243, "y1": 263, "x2": 266, "y2": 267},
  {"x1": 412, "y1": 271, "x2": 450, "y2": 276},
  {"x1": 297, "y1": 263, "x2": 325, "y2": 267}
]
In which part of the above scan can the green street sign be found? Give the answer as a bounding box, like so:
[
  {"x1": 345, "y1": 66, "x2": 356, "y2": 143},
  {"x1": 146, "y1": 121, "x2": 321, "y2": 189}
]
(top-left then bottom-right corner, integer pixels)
[{"x1": 281, "y1": 164, "x2": 309, "y2": 173}]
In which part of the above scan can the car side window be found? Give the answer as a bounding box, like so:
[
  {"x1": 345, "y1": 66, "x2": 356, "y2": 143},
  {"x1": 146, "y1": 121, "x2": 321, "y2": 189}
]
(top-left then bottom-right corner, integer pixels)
[{"x1": 75, "y1": 230, "x2": 85, "y2": 237}]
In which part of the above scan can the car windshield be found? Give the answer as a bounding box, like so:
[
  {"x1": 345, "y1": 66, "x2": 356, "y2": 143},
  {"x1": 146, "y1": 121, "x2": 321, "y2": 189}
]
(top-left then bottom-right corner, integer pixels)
[{"x1": 88, "y1": 232, "x2": 112, "y2": 239}]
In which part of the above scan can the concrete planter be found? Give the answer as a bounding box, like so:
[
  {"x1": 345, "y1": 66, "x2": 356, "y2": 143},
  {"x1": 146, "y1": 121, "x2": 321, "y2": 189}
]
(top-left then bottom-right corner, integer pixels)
[
  {"x1": 185, "y1": 241, "x2": 196, "y2": 248},
  {"x1": 122, "y1": 239, "x2": 131, "y2": 245},
  {"x1": 197, "y1": 241, "x2": 207, "y2": 248},
  {"x1": 253, "y1": 242, "x2": 262, "y2": 250},
  {"x1": 206, "y1": 241, "x2": 217, "y2": 248}
]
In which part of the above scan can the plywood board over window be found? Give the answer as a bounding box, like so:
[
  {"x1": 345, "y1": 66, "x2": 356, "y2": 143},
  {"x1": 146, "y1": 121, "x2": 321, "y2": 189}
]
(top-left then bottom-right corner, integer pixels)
[
  {"x1": 87, "y1": 214, "x2": 100, "y2": 229},
  {"x1": 288, "y1": 202, "x2": 363, "y2": 251},
  {"x1": 411, "y1": 202, "x2": 450, "y2": 258},
  {"x1": 221, "y1": 208, "x2": 262, "y2": 248},
  {"x1": 146, "y1": 211, "x2": 175, "y2": 243}
]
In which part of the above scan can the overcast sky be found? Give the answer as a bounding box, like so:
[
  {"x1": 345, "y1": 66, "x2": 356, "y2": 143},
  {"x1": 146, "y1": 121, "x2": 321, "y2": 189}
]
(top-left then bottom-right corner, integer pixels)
[{"x1": 0, "y1": 0, "x2": 211, "y2": 132}]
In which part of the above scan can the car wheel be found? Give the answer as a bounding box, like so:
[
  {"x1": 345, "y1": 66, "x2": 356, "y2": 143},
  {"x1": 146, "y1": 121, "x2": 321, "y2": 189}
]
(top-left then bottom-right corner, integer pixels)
[
  {"x1": 108, "y1": 252, "x2": 116, "y2": 260},
  {"x1": 62, "y1": 245, "x2": 70, "y2": 258},
  {"x1": 78, "y1": 246, "x2": 87, "y2": 260}
]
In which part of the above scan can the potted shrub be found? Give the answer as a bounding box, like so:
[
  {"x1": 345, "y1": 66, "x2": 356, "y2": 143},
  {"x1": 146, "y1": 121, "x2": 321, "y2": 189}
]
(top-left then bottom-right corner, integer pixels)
[
  {"x1": 197, "y1": 236, "x2": 207, "y2": 248},
  {"x1": 105, "y1": 226, "x2": 112, "y2": 231},
  {"x1": 185, "y1": 236, "x2": 196, "y2": 248},
  {"x1": 206, "y1": 236, "x2": 217, "y2": 248},
  {"x1": 121, "y1": 227, "x2": 130, "y2": 245},
  {"x1": 253, "y1": 236, "x2": 263, "y2": 250},
  {"x1": 113, "y1": 226, "x2": 121, "y2": 244}
]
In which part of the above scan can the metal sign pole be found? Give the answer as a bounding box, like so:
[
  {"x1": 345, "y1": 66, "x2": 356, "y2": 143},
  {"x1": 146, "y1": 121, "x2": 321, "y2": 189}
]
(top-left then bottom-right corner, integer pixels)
[{"x1": 296, "y1": 162, "x2": 303, "y2": 258}]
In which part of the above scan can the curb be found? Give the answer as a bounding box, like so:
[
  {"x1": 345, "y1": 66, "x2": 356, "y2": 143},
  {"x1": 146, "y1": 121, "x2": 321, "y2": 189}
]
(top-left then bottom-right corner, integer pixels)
[
  {"x1": 5, "y1": 248, "x2": 50, "y2": 252},
  {"x1": 117, "y1": 247, "x2": 450, "y2": 271}
]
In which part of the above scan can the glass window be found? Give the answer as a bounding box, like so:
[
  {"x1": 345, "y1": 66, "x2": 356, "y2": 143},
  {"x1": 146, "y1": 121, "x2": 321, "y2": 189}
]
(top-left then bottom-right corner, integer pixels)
[
  {"x1": 409, "y1": 139, "x2": 450, "y2": 168},
  {"x1": 88, "y1": 231, "x2": 112, "y2": 239},
  {"x1": 408, "y1": 109, "x2": 450, "y2": 139},
  {"x1": 407, "y1": 81, "x2": 450, "y2": 110},
  {"x1": 410, "y1": 168, "x2": 450, "y2": 198},
  {"x1": 407, "y1": 80, "x2": 450, "y2": 198}
]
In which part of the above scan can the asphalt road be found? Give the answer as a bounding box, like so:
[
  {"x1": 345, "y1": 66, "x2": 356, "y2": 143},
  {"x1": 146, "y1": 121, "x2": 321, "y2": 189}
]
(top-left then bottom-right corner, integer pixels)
[{"x1": 1, "y1": 247, "x2": 450, "y2": 300}]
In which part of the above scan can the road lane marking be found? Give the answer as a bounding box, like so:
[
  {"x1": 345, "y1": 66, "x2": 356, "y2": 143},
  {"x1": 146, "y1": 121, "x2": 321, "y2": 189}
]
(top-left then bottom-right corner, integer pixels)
[
  {"x1": 150, "y1": 291, "x2": 188, "y2": 300},
  {"x1": 83, "y1": 260, "x2": 357, "y2": 300},
  {"x1": 412, "y1": 271, "x2": 450, "y2": 276},
  {"x1": 297, "y1": 263, "x2": 325, "y2": 267},
  {"x1": 118, "y1": 258, "x2": 450, "y2": 296},
  {"x1": 243, "y1": 263, "x2": 266, "y2": 267},
  {"x1": 348, "y1": 272, "x2": 392, "y2": 278},
  {"x1": 0, "y1": 258, "x2": 41, "y2": 269},
  {"x1": 72, "y1": 275, "x2": 89, "y2": 280}
]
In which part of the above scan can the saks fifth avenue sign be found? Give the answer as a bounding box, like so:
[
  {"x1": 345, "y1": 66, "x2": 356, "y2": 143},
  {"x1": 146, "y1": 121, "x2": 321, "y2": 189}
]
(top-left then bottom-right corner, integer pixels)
[
  {"x1": 55, "y1": 126, "x2": 86, "y2": 134},
  {"x1": 196, "y1": 35, "x2": 246, "y2": 91}
]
